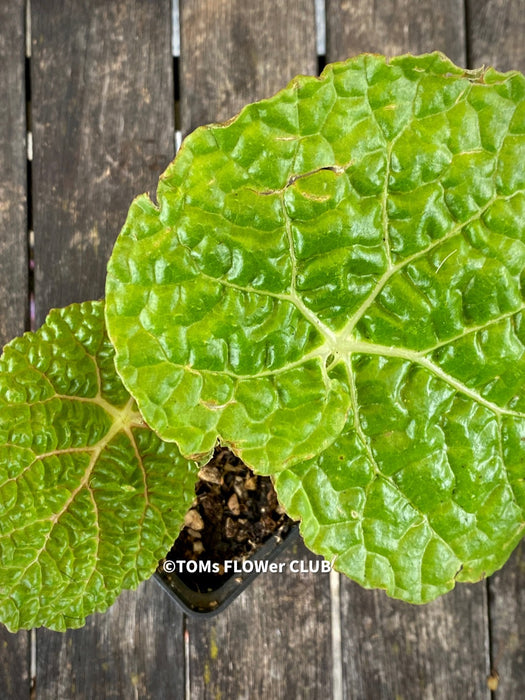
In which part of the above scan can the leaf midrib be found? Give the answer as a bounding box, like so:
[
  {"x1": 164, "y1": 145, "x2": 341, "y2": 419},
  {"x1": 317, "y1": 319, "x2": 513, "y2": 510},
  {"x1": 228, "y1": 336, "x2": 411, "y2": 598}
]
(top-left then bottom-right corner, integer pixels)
[{"x1": 2, "y1": 396, "x2": 146, "y2": 599}]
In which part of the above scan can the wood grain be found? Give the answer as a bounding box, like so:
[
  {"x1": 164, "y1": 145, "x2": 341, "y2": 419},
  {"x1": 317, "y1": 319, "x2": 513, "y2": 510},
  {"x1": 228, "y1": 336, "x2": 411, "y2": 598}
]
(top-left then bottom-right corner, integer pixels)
[
  {"x1": 31, "y1": 0, "x2": 176, "y2": 326},
  {"x1": 488, "y1": 542, "x2": 525, "y2": 699},
  {"x1": 340, "y1": 581, "x2": 491, "y2": 699},
  {"x1": 187, "y1": 540, "x2": 334, "y2": 699},
  {"x1": 29, "y1": 3, "x2": 185, "y2": 698},
  {"x1": 0, "y1": 1, "x2": 31, "y2": 695},
  {"x1": 180, "y1": 0, "x2": 318, "y2": 135},
  {"x1": 467, "y1": 0, "x2": 525, "y2": 72},
  {"x1": 36, "y1": 581, "x2": 184, "y2": 700},
  {"x1": 326, "y1": 0, "x2": 466, "y2": 66},
  {"x1": 0, "y1": 0, "x2": 28, "y2": 342}
]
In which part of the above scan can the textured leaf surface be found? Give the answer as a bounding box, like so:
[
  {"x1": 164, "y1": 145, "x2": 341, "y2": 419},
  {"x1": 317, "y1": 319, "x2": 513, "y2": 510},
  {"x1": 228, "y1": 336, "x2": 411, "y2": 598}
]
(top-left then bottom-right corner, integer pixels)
[
  {"x1": 106, "y1": 53, "x2": 525, "y2": 601},
  {"x1": 0, "y1": 301, "x2": 196, "y2": 630}
]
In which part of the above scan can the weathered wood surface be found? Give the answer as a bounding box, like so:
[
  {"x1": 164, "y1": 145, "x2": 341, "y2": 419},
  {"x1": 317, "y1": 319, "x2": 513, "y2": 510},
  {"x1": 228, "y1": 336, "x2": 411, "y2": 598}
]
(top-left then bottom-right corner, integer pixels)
[
  {"x1": 180, "y1": 0, "x2": 318, "y2": 136},
  {"x1": 30, "y1": 0, "x2": 176, "y2": 325},
  {"x1": 0, "y1": 1, "x2": 31, "y2": 698},
  {"x1": 0, "y1": 1, "x2": 524, "y2": 698},
  {"x1": 35, "y1": 580, "x2": 184, "y2": 700},
  {"x1": 28, "y1": 2, "x2": 185, "y2": 699},
  {"x1": 187, "y1": 541, "x2": 334, "y2": 699},
  {"x1": 467, "y1": 0, "x2": 525, "y2": 73},
  {"x1": 0, "y1": 0, "x2": 28, "y2": 341},
  {"x1": 326, "y1": 0, "x2": 466, "y2": 66},
  {"x1": 340, "y1": 581, "x2": 491, "y2": 699}
]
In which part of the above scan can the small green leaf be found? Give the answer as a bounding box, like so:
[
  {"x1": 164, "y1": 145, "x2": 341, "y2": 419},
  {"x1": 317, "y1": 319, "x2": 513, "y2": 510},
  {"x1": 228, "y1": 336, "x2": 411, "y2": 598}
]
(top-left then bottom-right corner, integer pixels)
[
  {"x1": 0, "y1": 301, "x2": 196, "y2": 631},
  {"x1": 106, "y1": 53, "x2": 525, "y2": 602}
]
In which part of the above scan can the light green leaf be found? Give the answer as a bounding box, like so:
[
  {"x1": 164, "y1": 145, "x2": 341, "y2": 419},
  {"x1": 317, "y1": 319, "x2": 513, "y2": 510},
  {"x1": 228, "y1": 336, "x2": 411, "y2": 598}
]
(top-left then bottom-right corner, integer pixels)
[
  {"x1": 0, "y1": 301, "x2": 196, "y2": 630},
  {"x1": 106, "y1": 53, "x2": 525, "y2": 601}
]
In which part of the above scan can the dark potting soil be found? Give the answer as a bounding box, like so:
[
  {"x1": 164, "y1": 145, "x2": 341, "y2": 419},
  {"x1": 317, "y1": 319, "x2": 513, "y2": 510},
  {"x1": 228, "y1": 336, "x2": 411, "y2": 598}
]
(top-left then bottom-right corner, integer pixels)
[{"x1": 159, "y1": 447, "x2": 295, "y2": 592}]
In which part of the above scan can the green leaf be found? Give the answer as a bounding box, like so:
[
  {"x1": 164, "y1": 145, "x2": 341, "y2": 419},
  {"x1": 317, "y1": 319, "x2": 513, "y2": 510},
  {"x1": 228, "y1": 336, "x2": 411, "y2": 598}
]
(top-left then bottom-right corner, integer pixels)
[
  {"x1": 0, "y1": 301, "x2": 196, "y2": 631},
  {"x1": 106, "y1": 53, "x2": 525, "y2": 602}
]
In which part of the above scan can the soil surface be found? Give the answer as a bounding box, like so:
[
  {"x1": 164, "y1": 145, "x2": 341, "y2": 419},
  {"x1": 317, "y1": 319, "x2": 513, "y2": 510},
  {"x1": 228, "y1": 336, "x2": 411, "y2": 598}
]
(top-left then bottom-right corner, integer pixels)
[{"x1": 159, "y1": 447, "x2": 295, "y2": 592}]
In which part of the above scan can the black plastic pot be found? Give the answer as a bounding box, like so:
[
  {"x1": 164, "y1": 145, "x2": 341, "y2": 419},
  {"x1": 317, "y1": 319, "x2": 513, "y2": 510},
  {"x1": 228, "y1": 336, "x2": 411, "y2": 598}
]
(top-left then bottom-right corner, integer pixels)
[{"x1": 154, "y1": 522, "x2": 300, "y2": 617}]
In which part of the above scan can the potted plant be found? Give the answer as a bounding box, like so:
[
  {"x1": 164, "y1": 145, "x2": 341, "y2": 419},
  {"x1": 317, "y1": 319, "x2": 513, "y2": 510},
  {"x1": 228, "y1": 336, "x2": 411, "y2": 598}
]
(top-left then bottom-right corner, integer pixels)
[
  {"x1": 156, "y1": 444, "x2": 301, "y2": 616},
  {"x1": 1, "y1": 52, "x2": 524, "y2": 631}
]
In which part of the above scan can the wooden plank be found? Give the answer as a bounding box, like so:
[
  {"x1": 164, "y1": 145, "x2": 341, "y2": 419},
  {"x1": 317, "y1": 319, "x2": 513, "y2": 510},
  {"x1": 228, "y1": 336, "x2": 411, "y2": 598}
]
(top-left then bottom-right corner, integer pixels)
[
  {"x1": 466, "y1": 0, "x2": 525, "y2": 72},
  {"x1": 340, "y1": 582, "x2": 491, "y2": 699},
  {"x1": 31, "y1": 0, "x2": 176, "y2": 326},
  {"x1": 179, "y1": 2, "x2": 335, "y2": 697},
  {"x1": 0, "y1": 1, "x2": 31, "y2": 697},
  {"x1": 180, "y1": 0, "x2": 318, "y2": 136},
  {"x1": 35, "y1": 581, "x2": 185, "y2": 699},
  {"x1": 488, "y1": 542, "x2": 525, "y2": 699},
  {"x1": 0, "y1": 0, "x2": 28, "y2": 342},
  {"x1": 187, "y1": 541, "x2": 334, "y2": 699},
  {"x1": 325, "y1": 2, "x2": 494, "y2": 697},
  {"x1": 467, "y1": 5, "x2": 525, "y2": 697},
  {"x1": 29, "y1": 2, "x2": 185, "y2": 697},
  {"x1": 326, "y1": 0, "x2": 466, "y2": 66}
]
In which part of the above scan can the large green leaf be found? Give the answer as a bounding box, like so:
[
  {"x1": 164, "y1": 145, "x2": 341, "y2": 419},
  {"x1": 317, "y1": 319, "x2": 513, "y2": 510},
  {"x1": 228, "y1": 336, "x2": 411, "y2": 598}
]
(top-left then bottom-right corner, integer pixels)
[
  {"x1": 106, "y1": 53, "x2": 525, "y2": 601},
  {"x1": 0, "y1": 301, "x2": 196, "y2": 630}
]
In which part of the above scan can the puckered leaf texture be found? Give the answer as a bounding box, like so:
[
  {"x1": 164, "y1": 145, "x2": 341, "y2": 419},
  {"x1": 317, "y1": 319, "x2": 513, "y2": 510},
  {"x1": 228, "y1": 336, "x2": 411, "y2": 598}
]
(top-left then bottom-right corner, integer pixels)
[
  {"x1": 0, "y1": 301, "x2": 196, "y2": 630},
  {"x1": 106, "y1": 53, "x2": 525, "y2": 602}
]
